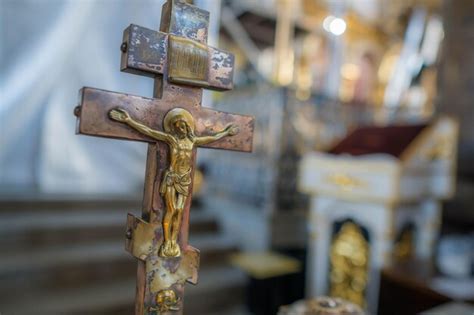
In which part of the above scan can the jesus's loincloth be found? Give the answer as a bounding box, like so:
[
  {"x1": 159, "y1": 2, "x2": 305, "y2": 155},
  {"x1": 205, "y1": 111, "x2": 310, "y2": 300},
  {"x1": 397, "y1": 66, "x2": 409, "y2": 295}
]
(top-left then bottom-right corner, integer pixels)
[{"x1": 160, "y1": 168, "x2": 192, "y2": 196}]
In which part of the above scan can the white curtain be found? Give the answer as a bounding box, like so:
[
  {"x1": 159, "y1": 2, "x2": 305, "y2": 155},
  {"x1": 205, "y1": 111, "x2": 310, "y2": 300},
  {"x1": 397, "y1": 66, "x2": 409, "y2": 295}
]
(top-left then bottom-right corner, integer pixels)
[
  {"x1": 1, "y1": 0, "x2": 161, "y2": 194},
  {"x1": 0, "y1": 0, "x2": 221, "y2": 195}
]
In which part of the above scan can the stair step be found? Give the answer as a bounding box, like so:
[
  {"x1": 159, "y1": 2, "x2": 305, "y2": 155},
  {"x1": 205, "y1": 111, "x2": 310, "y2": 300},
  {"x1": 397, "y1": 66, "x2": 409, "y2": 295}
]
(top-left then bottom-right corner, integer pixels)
[
  {"x1": 0, "y1": 198, "x2": 244, "y2": 314},
  {"x1": 0, "y1": 200, "x2": 141, "y2": 216},
  {"x1": 0, "y1": 195, "x2": 210, "y2": 213},
  {"x1": 0, "y1": 210, "x2": 220, "y2": 248},
  {"x1": 185, "y1": 266, "x2": 247, "y2": 314},
  {"x1": 207, "y1": 305, "x2": 250, "y2": 315},
  {"x1": 0, "y1": 210, "x2": 127, "y2": 249},
  {"x1": 0, "y1": 277, "x2": 136, "y2": 315},
  {"x1": 0, "y1": 235, "x2": 238, "y2": 296},
  {"x1": 0, "y1": 266, "x2": 246, "y2": 315},
  {"x1": 0, "y1": 234, "x2": 237, "y2": 272}
]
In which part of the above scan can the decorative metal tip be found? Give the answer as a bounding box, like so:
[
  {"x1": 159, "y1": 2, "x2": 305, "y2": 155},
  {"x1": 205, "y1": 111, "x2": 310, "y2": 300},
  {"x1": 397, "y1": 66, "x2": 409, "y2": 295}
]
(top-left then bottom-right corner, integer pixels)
[
  {"x1": 125, "y1": 228, "x2": 133, "y2": 240},
  {"x1": 120, "y1": 42, "x2": 128, "y2": 53},
  {"x1": 74, "y1": 106, "x2": 81, "y2": 117}
]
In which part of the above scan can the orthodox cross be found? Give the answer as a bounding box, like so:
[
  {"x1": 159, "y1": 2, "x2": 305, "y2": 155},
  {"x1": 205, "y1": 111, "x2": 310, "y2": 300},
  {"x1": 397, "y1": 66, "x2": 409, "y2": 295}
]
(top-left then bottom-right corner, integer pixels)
[{"x1": 73, "y1": 0, "x2": 254, "y2": 314}]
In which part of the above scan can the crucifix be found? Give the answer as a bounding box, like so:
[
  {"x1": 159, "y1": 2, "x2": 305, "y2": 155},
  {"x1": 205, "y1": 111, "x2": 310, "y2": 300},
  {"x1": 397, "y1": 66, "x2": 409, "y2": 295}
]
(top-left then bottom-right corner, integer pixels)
[{"x1": 73, "y1": 0, "x2": 254, "y2": 313}]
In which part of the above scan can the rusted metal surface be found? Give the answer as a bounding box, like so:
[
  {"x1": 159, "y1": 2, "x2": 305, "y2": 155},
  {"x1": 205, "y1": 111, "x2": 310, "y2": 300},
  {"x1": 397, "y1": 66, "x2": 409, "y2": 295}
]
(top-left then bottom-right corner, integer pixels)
[
  {"x1": 125, "y1": 211, "x2": 200, "y2": 312},
  {"x1": 75, "y1": 0, "x2": 254, "y2": 313},
  {"x1": 163, "y1": 0, "x2": 209, "y2": 43},
  {"x1": 77, "y1": 87, "x2": 254, "y2": 152},
  {"x1": 125, "y1": 214, "x2": 158, "y2": 260},
  {"x1": 121, "y1": 24, "x2": 168, "y2": 77},
  {"x1": 121, "y1": 24, "x2": 234, "y2": 91},
  {"x1": 208, "y1": 46, "x2": 235, "y2": 90}
]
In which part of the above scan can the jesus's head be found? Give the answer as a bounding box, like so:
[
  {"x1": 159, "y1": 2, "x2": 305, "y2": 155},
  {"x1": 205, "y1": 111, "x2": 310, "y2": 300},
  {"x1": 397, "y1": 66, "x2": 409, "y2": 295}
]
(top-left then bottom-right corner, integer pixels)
[
  {"x1": 173, "y1": 119, "x2": 192, "y2": 139},
  {"x1": 164, "y1": 108, "x2": 195, "y2": 140}
]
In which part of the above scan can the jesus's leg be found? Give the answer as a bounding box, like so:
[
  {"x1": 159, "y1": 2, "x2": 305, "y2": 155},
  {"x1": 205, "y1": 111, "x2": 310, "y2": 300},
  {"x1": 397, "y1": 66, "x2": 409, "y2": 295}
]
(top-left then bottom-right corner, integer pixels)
[
  {"x1": 171, "y1": 194, "x2": 186, "y2": 244},
  {"x1": 160, "y1": 186, "x2": 176, "y2": 257},
  {"x1": 168, "y1": 194, "x2": 185, "y2": 257}
]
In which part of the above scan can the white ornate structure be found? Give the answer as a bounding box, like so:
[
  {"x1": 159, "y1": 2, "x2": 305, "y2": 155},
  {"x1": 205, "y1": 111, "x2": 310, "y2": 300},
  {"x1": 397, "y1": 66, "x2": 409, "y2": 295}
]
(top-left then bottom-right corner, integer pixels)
[{"x1": 299, "y1": 117, "x2": 458, "y2": 314}]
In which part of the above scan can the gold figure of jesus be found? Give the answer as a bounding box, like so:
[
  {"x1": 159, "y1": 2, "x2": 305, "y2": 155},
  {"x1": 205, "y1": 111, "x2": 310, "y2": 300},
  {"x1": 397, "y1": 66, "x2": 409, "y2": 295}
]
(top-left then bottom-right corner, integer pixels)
[{"x1": 109, "y1": 107, "x2": 239, "y2": 257}]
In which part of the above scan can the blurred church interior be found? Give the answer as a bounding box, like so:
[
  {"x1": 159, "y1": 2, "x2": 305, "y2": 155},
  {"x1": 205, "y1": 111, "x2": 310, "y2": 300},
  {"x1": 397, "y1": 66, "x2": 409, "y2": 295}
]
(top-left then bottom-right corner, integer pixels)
[{"x1": 1, "y1": 0, "x2": 473, "y2": 314}]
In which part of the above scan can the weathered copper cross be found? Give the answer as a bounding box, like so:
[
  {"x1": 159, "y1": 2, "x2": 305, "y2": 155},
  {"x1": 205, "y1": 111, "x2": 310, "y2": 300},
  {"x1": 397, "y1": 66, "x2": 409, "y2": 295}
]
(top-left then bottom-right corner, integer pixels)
[{"x1": 73, "y1": 0, "x2": 254, "y2": 313}]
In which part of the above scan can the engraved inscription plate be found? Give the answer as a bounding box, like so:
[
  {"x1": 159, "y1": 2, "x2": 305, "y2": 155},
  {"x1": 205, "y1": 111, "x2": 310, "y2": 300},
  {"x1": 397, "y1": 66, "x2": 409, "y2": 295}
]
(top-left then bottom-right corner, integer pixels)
[{"x1": 168, "y1": 35, "x2": 209, "y2": 87}]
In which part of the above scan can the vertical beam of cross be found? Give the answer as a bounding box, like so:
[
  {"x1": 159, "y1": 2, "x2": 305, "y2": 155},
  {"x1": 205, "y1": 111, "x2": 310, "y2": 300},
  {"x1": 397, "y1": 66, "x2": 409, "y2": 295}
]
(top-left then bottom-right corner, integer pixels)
[
  {"x1": 129, "y1": 2, "x2": 238, "y2": 313},
  {"x1": 74, "y1": 0, "x2": 254, "y2": 314}
]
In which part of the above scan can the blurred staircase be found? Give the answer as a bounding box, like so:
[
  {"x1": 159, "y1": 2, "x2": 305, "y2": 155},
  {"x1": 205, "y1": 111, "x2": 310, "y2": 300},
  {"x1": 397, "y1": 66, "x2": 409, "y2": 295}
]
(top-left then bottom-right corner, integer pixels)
[{"x1": 0, "y1": 197, "x2": 247, "y2": 315}]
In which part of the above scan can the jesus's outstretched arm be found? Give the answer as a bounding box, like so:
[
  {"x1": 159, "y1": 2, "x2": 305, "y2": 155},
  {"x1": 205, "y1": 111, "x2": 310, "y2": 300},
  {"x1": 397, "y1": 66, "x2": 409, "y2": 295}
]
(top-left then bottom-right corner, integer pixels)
[
  {"x1": 194, "y1": 124, "x2": 239, "y2": 146},
  {"x1": 109, "y1": 108, "x2": 174, "y2": 144}
]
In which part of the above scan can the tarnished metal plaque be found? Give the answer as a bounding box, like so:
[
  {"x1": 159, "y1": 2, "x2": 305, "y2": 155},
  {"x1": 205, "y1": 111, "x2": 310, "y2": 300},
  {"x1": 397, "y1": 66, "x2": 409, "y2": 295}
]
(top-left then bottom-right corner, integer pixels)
[{"x1": 168, "y1": 35, "x2": 209, "y2": 87}]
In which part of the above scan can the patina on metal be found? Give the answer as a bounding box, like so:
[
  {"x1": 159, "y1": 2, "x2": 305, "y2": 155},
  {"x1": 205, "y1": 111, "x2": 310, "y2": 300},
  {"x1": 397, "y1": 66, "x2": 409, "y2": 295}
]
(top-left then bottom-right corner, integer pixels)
[
  {"x1": 74, "y1": 0, "x2": 254, "y2": 313},
  {"x1": 168, "y1": 35, "x2": 209, "y2": 87}
]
